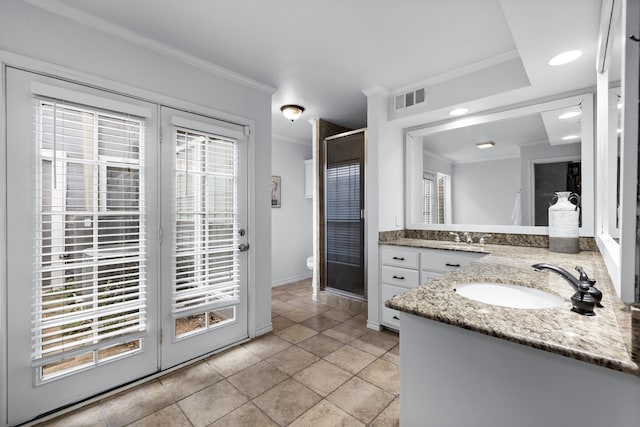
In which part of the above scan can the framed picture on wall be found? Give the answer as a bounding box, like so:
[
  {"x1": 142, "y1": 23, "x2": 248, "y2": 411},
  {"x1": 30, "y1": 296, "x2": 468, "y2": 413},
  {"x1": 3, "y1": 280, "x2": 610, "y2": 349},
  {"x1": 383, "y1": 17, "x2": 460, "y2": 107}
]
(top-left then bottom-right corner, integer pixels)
[{"x1": 271, "y1": 175, "x2": 281, "y2": 208}]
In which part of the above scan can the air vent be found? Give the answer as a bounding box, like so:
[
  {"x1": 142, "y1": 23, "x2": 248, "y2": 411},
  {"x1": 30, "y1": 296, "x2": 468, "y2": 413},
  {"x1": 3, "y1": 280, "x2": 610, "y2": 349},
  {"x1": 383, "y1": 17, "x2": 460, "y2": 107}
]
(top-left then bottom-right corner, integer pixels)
[{"x1": 394, "y1": 87, "x2": 426, "y2": 111}]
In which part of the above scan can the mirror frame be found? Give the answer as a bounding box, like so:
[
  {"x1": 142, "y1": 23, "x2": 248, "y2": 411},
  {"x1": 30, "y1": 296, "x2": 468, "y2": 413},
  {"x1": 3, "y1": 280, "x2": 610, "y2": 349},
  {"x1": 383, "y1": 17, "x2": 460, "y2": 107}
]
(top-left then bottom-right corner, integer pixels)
[{"x1": 404, "y1": 93, "x2": 595, "y2": 235}]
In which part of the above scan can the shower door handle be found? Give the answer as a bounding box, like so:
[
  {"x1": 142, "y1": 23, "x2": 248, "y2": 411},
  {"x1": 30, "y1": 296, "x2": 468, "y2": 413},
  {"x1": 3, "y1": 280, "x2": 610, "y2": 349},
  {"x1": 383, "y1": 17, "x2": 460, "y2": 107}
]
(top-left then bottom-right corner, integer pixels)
[{"x1": 239, "y1": 243, "x2": 250, "y2": 252}]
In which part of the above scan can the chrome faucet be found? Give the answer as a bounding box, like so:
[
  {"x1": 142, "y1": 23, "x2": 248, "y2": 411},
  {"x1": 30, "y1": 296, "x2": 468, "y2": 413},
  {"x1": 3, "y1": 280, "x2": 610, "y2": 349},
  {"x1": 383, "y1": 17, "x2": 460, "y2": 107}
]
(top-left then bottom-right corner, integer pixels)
[{"x1": 532, "y1": 263, "x2": 601, "y2": 316}]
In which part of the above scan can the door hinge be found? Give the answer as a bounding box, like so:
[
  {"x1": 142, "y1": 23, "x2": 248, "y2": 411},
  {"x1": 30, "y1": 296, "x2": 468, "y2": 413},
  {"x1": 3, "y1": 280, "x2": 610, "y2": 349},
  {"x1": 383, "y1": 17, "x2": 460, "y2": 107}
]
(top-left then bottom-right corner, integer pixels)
[{"x1": 160, "y1": 328, "x2": 163, "y2": 344}]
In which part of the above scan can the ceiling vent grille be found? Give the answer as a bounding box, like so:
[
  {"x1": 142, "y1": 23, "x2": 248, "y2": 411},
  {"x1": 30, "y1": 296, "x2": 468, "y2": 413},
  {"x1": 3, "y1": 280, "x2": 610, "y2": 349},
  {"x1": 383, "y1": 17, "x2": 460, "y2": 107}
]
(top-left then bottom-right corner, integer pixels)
[{"x1": 395, "y1": 87, "x2": 426, "y2": 110}]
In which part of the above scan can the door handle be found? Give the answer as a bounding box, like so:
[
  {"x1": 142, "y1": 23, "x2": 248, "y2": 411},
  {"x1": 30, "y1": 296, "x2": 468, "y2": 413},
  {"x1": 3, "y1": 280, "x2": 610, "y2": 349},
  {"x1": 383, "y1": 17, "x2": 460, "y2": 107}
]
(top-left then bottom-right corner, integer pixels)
[
  {"x1": 445, "y1": 263, "x2": 460, "y2": 267},
  {"x1": 239, "y1": 243, "x2": 250, "y2": 252},
  {"x1": 392, "y1": 275, "x2": 405, "y2": 280},
  {"x1": 392, "y1": 256, "x2": 405, "y2": 261}
]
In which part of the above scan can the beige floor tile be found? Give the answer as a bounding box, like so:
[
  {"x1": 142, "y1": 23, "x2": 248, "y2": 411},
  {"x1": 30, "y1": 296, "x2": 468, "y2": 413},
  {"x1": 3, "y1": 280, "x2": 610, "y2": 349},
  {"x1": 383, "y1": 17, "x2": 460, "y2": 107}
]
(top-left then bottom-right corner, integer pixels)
[
  {"x1": 300, "y1": 315, "x2": 341, "y2": 332},
  {"x1": 370, "y1": 397, "x2": 400, "y2": 427},
  {"x1": 350, "y1": 331, "x2": 398, "y2": 357},
  {"x1": 327, "y1": 377, "x2": 394, "y2": 424},
  {"x1": 178, "y1": 380, "x2": 247, "y2": 427},
  {"x1": 272, "y1": 291, "x2": 299, "y2": 303},
  {"x1": 101, "y1": 380, "x2": 173, "y2": 427},
  {"x1": 380, "y1": 344, "x2": 400, "y2": 366},
  {"x1": 271, "y1": 315, "x2": 296, "y2": 331},
  {"x1": 272, "y1": 302, "x2": 298, "y2": 315},
  {"x1": 297, "y1": 333, "x2": 344, "y2": 358},
  {"x1": 323, "y1": 345, "x2": 376, "y2": 374},
  {"x1": 159, "y1": 360, "x2": 223, "y2": 401},
  {"x1": 279, "y1": 308, "x2": 317, "y2": 323},
  {"x1": 206, "y1": 345, "x2": 261, "y2": 377},
  {"x1": 227, "y1": 361, "x2": 288, "y2": 398},
  {"x1": 357, "y1": 359, "x2": 400, "y2": 395},
  {"x1": 322, "y1": 322, "x2": 367, "y2": 343},
  {"x1": 322, "y1": 308, "x2": 357, "y2": 322},
  {"x1": 289, "y1": 400, "x2": 364, "y2": 427},
  {"x1": 253, "y1": 379, "x2": 321, "y2": 425},
  {"x1": 343, "y1": 314, "x2": 369, "y2": 326},
  {"x1": 36, "y1": 404, "x2": 106, "y2": 427},
  {"x1": 242, "y1": 333, "x2": 291, "y2": 359},
  {"x1": 274, "y1": 324, "x2": 318, "y2": 344},
  {"x1": 293, "y1": 359, "x2": 353, "y2": 396},
  {"x1": 267, "y1": 345, "x2": 319, "y2": 375},
  {"x1": 210, "y1": 402, "x2": 278, "y2": 427},
  {"x1": 127, "y1": 404, "x2": 191, "y2": 427}
]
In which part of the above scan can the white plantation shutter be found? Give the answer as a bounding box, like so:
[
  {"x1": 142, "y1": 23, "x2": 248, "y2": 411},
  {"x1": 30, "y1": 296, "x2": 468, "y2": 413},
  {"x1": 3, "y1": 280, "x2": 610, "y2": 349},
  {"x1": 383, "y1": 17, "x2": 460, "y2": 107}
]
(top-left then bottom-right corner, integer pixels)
[
  {"x1": 172, "y1": 129, "x2": 240, "y2": 317},
  {"x1": 32, "y1": 99, "x2": 147, "y2": 365}
]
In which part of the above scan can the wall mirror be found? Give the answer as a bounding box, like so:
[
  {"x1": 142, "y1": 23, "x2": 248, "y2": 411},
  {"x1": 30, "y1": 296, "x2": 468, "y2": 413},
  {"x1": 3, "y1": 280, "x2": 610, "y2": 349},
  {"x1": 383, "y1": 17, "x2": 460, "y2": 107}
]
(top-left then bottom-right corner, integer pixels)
[{"x1": 405, "y1": 93, "x2": 594, "y2": 235}]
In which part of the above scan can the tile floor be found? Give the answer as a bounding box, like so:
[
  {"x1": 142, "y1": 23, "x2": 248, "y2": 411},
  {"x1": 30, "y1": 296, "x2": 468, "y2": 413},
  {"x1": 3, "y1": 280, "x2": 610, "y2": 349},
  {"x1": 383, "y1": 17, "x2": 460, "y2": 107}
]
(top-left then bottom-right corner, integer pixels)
[{"x1": 33, "y1": 280, "x2": 400, "y2": 426}]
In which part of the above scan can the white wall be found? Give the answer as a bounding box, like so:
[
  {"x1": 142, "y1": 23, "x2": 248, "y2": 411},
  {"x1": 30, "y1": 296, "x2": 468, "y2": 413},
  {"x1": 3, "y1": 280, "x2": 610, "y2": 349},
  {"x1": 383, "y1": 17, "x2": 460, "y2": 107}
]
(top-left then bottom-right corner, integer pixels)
[
  {"x1": 0, "y1": 2, "x2": 273, "y2": 424},
  {"x1": 452, "y1": 158, "x2": 521, "y2": 225},
  {"x1": 423, "y1": 153, "x2": 453, "y2": 177},
  {"x1": 271, "y1": 137, "x2": 313, "y2": 286}
]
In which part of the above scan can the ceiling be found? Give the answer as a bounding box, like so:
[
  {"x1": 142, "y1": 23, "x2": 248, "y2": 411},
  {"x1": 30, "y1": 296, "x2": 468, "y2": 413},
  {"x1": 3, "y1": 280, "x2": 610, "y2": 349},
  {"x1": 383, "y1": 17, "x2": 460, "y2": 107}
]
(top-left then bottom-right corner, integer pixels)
[{"x1": 28, "y1": 0, "x2": 602, "y2": 143}]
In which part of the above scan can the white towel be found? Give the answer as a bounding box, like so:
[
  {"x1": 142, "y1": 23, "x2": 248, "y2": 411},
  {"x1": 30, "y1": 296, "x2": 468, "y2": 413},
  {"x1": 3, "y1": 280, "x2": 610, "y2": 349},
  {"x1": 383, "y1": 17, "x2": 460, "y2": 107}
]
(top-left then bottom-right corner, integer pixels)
[{"x1": 511, "y1": 191, "x2": 522, "y2": 226}]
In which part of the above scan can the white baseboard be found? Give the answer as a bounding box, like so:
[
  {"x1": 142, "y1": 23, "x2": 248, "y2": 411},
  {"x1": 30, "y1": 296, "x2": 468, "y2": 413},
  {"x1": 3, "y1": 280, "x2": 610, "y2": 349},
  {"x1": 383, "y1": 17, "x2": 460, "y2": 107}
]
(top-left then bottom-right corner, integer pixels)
[
  {"x1": 366, "y1": 320, "x2": 382, "y2": 331},
  {"x1": 255, "y1": 324, "x2": 273, "y2": 336},
  {"x1": 271, "y1": 273, "x2": 312, "y2": 287}
]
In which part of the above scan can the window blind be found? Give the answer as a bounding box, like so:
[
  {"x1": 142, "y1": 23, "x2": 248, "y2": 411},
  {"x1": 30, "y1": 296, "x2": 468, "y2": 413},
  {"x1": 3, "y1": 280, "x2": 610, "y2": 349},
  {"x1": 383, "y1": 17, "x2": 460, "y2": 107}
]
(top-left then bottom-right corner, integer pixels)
[
  {"x1": 422, "y1": 173, "x2": 433, "y2": 224},
  {"x1": 326, "y1": 162, "x2": 361, "y2": 265},
  {"x1": 172, "y1": 129, "x2": 240, "y2": 318},
  {"x1": 32, "y1": 99, "x2": 146, "y2": 366}
]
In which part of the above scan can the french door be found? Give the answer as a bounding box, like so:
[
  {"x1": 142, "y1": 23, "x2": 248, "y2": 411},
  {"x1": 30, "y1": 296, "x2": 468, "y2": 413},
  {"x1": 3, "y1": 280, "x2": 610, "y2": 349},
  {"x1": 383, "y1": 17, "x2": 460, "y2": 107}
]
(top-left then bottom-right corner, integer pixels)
[
  {"x1": 159, "y1": 107, "x2": 248, "y2": 368},
  {"x1": 5, "y1": 68, "x2": 248, "y2": 424}
]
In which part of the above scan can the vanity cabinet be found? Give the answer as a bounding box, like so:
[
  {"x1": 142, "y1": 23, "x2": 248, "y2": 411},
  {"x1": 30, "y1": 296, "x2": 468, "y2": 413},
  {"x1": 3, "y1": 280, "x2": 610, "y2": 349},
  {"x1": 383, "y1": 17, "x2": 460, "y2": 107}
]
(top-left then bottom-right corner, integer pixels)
[{"x1": 379, "y1": 245, "x2": 484, "y2": 330}]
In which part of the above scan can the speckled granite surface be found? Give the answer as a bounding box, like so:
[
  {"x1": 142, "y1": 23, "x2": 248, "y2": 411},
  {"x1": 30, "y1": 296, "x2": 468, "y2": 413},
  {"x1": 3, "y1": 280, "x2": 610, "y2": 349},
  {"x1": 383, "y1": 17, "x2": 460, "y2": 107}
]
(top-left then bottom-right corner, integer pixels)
[{"x1": 384, "y1": 239, "x2": 639, "y2": 376}]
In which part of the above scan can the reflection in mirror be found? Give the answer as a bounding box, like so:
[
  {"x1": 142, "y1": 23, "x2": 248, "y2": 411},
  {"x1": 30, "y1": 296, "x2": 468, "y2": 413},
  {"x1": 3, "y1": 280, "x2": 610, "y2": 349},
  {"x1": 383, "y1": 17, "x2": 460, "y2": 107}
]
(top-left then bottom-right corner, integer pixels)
[
  {"x1": 418, "y1": 106, "x2": 582, "y2": 226},
  {"x1": 405, "y1": 93, "x2": 594, "y2": 234}
]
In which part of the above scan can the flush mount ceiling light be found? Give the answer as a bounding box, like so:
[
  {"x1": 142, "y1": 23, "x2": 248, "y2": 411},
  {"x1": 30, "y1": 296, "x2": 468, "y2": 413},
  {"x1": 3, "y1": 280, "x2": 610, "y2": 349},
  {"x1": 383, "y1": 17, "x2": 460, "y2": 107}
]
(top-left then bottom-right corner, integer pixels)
[
  {"x1": 476, "y1": 141, "x2": 496, "y2": 149},
  {"x1": 449, "y1": 107, "x2": 469, "y2": 116},
  {"x1": 548, "y1": 50, "x2": 583, "y2": 66},
  {"x1": 281, "y1": 104, "x2": 305, "y2": 121},
  {"x1": 561, "y1": 134, "x2": 580, "y2": 141},
  {"x1": 558, "y1": 111, "x2": 580, "y2": 119}
]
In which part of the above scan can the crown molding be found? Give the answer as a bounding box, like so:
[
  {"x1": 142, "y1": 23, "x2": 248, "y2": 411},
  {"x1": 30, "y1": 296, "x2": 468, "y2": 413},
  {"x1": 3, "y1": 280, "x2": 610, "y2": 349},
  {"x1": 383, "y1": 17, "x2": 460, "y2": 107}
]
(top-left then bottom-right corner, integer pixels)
[{"x1": 23, "y1": 0, "x2": 277, "y2": 94}]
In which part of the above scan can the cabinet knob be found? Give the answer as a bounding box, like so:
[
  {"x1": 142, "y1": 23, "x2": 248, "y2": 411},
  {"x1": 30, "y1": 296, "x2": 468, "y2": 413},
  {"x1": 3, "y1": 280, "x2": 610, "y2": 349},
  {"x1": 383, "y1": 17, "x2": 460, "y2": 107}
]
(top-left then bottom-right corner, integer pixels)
[
  {"x1": 392, "y1": 256, "x2": 405, "y2": 261},
  {"x1": 393, "y1": 315, "x2": 400, "y2": 320},
  {"x1": 445, "y1": 263, "x2": 460, "y2": 267},
  {"x1": 392, "y1": 275, "x2": 405, "y2": 280}
]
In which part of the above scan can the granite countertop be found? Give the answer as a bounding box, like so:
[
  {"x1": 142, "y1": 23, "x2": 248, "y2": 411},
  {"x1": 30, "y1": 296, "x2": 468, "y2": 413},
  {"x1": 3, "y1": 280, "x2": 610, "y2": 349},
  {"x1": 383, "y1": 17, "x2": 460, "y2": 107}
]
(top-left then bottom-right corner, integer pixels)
[{"x1": 384, "y1": 238, "x2": 639, "y2": 376}]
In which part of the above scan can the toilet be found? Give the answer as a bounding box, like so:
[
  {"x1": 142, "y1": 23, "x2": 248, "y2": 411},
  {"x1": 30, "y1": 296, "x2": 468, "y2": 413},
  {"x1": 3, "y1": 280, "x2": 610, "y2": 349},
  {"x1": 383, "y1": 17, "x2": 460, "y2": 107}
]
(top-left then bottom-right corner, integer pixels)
[{"x1": 306, "y1": 256, "x2": 314, "y2": 271}]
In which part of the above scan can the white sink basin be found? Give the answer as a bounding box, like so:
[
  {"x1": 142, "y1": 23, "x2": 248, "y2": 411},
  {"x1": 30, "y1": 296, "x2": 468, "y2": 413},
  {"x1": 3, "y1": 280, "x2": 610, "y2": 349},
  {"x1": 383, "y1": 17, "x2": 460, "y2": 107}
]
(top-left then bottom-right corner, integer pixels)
[{"x1": 454, "y1": 282, "x2": 564, "y2": 309}]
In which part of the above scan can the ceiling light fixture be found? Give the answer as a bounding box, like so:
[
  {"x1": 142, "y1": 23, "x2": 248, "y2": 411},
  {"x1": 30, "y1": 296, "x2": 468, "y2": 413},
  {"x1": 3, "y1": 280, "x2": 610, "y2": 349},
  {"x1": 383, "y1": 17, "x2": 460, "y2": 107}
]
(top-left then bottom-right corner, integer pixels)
[
  {"x1": 548, "y1": 50, "x2": 583, "y2": 66},
  {"x1": 561, "y1": 134, "x2": 580, "y2": 141},
  {"x1": 476, "y1": 141, "x2": 496, "y2": 149},
  {"x1": 558, "y1": 111, "x2": 580, "y2": 119},
  {"x1": 449, "y1": 107, "x2": 469, "y2": 116},
  {"x1": 280, "y1": 104, "x2": 305, "y2": 121}
]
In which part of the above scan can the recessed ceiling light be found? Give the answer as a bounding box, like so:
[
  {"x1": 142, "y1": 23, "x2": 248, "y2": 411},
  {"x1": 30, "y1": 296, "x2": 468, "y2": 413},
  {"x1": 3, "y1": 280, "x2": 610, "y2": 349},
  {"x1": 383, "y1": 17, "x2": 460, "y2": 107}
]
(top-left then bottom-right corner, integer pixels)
[
  {"x1": 561, "y1": 134, "x2": 580, "y2": 141},
  {"x1": 449, "y1": 107, "x2": 469, "y2": 116},
  {"x1": 548, "y1": 50, "x2": 583, "y2": 66},
  {"x1": 476, "y1": 141, "x2": 496, "y2": 149},
  {"x1": 558, "y1": 111, "x2": 580, "y2": 119}
]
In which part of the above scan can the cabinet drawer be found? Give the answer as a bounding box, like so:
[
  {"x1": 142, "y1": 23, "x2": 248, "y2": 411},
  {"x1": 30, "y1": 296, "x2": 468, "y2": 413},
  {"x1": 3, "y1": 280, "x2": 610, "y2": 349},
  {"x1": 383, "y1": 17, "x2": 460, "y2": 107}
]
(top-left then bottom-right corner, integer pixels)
[
  {"x1": 420, "y1": 269, "x2": 444, "y2": 285},
  {"x1": 380, "y1": 246, "x2": 419, "y2": 269},
  {"x1": 381, "y1": 284, "x2": 408, "y2": 330},
  {"x1": 381, "y1": 266, "x2": 419, "y2": 288},
  {"x1": 420, "y1": 249, "x2": 484, "y2": 273}
]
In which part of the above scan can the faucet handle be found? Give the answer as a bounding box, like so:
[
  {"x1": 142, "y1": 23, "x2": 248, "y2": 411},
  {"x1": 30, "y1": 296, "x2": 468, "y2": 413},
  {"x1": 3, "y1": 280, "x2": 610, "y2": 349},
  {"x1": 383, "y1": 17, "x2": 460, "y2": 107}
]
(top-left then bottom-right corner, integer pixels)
[
  {"x1": 479, "y1": 234, "x2": 492, "y2": 245},
  {"x1": 575, "y1": 266, "x2": 589, "y2": 282},
  {"x1": 449, "y1": 232, "x2": 460, "y2": 243}
]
